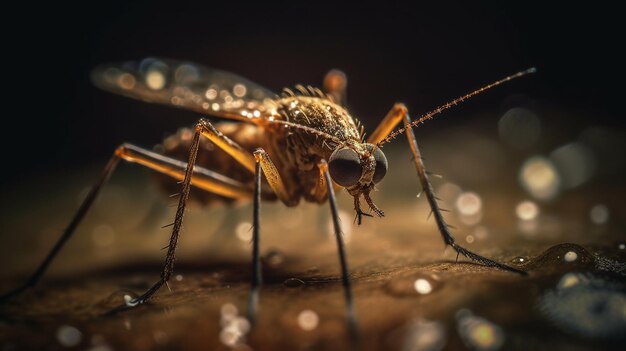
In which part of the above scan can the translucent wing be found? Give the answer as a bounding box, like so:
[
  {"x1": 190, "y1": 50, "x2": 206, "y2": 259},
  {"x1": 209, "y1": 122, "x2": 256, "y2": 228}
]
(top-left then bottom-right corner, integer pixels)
[{"x1": 92, "y1": 57, "x2": 277, "y2": 122}]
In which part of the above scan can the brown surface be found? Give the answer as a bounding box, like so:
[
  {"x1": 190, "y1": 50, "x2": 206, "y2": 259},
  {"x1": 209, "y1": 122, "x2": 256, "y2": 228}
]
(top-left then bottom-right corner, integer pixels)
[{"x1": 1, "y1": 121, "x2": 625, "y2": 350}]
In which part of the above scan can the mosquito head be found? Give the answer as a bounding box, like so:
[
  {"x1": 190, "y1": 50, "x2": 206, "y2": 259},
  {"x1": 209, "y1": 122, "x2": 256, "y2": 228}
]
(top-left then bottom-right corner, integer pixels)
[{"x1": 328, "y1": 141, "x2": 387, "y2": 219}]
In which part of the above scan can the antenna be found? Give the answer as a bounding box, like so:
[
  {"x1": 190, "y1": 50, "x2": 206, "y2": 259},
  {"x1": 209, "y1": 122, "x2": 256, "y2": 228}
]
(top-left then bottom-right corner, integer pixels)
[{"x1": 377, "y1": 67, "x2": 536, "y2": 146}]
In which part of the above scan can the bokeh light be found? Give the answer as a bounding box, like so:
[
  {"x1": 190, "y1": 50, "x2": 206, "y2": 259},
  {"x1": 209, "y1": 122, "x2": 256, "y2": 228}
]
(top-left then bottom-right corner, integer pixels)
[
  {"x1": 550, "y1": 142, "x2": 596, "y2": 189},
  {"x1": 516, "y1": 201, "x2": 539, "y2": 221},
  {"x1": 297, "y1": 310, "x2": 319, "y2": 331},
  {"x1": 498, "y1": 107, "x2": 541, "y2": 149},
  {"x1": 589, "y1": 204, "x2": 609, "y2": 224},
  {"x1": 519, "y1": 157, "x2": 560, "y2": 200}
]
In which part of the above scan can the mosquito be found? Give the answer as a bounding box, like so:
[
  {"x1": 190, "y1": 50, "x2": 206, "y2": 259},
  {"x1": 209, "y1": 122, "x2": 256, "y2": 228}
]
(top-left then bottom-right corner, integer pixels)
[{"x1": 1, "y1": 58, "x2": 534, "y2": 337}]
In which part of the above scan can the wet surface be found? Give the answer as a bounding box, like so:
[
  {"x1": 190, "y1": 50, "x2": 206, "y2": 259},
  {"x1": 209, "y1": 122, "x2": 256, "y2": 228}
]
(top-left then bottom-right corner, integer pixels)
[{"x1": 1, "y1": 107, "x2": 625, "y2": 350}]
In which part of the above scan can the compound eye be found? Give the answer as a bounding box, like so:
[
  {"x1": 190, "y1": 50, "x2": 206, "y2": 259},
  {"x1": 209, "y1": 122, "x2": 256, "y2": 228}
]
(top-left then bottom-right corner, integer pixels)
[
  {"x1": 368, "y1": 145, "x2": 388, "y2": 183},
  {"x1": 328, "y1": 148, "x2": 362, "y2": 187}
]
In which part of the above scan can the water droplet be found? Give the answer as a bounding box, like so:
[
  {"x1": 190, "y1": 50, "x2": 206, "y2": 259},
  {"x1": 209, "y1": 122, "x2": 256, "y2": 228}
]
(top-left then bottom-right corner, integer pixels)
[
  {"x1": 264, "y1": 249, "x2": 284, "y2": 267},
  {"x1": 297, "y1": 310, "x2": 319, "y2": 331},
  {"x1": 456, "y1": 310, "x2": 504, "y2": 351},
  {"x1": 516, "y1": 200, "x2": 539, "y2": 221},
  {"x1": 97, "y1": 290, "x2": 139, "y2": 310},
  {"x1": 519, "y1": 156, "x2": 560, "y2": 200},
  {"x1": 563, "y1": 251, "x2": 578, "y2": 263},
  {"x1": 124, "y1": 294, "x2": 139, "y2": 307},
  {"x1": 414, "y1": 278, "x2": 433, "y2": 295},
  {"x1": 386, "y1": 275, "x2": 440, "y2": 297},
  {"x1": 511, "y1": 256, "x2": 528, "y2": 265},
  {"x1": 521, "y1": 243, "x2": 593, "y2": 271},
  {"x1": 283, "y1": 278, "x2": 305, "y2": 287},
  {"x1": 590, "y1": 204, "x2": 609, "y2": 224},
  {"x1": 57, "y1": 325, "x2": 82, "y2": 347}
]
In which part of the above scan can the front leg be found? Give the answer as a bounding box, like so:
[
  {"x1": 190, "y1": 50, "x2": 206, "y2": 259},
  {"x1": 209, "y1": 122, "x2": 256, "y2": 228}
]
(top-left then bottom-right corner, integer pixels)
[{"x1": 369, "y1": 104, "x2": 526, "y2": 274}]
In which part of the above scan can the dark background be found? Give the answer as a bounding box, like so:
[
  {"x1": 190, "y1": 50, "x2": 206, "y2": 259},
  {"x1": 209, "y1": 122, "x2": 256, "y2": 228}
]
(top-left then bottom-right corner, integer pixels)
[{"x1": 2, "y1": 0, "x2": 623, "y2": 184}]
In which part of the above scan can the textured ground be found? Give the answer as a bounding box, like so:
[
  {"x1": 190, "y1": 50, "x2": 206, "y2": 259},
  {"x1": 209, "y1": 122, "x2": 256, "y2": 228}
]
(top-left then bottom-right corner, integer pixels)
[{"x1": 1, "y1": 116, "x2": 625, "y2": 351}]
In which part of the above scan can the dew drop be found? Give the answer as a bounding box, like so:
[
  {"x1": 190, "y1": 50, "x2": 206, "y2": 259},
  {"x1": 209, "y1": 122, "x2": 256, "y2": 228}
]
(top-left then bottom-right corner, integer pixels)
[
  {"x1": 96, "y1": 290, "x2": 139, "y2": 310},
  {"x1": 563, "y1": 251, "x2": 578, "y2": 263},
  {"x1": 283, "y1": 278, "x2": 305, "y2": 287},
  {"x1": 57, "y1": 325, "x2": 82, "y2": 347},
  {"x1": 386, "y1": 275, "x2": 439, "y2": 297},
  {"x1": 511, "y1": 256, "x2": 528, "y2": 265},
  {"x1": 521, "y1": 243, "x2": 593, "y2": 270},
  {"x1": 124, "y1": 294, "x2": 139, "y2": 307},
  {"x1": 414, "y1": 278, "x2": 433, "y2": 295}
]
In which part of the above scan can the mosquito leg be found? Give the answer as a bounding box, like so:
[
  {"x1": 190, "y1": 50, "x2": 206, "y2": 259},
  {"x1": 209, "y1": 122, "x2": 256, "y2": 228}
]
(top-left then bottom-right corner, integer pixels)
[
  {"x1": 323, "y1": 69, "x2": 348, "y2": 107},
  {"x1": 369, "y1": 104, "x2": 526, "y2": 274},
  {"x1": 247, "y1": 155, "x2": 263, "y2": 325},
  {"x1": 319, "y1": 160, "x2": 359, "y2": 340},
  {"x1": 0, "y1": 155, "x2": 120, "y2": 301},
  {"x1": 0, "y1": 122, "x2": 262, "y2": 302}
]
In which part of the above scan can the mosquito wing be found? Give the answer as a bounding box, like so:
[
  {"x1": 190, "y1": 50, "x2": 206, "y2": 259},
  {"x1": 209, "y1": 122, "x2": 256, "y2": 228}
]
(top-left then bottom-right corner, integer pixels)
[{"x1": 92, "y1": 58, "x2": 278, "y2": 122}]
